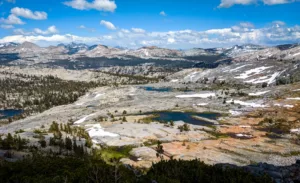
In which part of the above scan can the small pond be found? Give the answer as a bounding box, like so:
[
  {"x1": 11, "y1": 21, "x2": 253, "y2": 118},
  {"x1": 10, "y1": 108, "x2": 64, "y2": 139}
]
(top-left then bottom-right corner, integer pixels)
[
  {"x1": 145, "y1": 111, "x2": 221, "y2": 126},
  {"x1": 0, "y1": 109, "x2": 23, "y2": 119},
  {"x1": 141, "y1": 86, "x2": 173, "y2": 92},
  {"x1": 141, "y1": 86, "x2": 192, "y2": 93}
]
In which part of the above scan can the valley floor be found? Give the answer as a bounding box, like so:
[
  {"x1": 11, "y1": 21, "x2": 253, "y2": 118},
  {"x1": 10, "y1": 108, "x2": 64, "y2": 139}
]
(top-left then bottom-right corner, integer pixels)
[{"x1": 0, "y1": 62, "x2": 299, "y2": 174}]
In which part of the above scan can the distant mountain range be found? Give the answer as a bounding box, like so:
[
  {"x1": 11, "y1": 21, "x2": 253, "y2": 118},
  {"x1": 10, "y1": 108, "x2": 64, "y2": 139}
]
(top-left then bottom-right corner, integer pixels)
[
  {"x1": 0, "y1": 41, "x2": 299, "y2": 67},
  {"x1": 0, "y1": 42, "x2": 265, "y2": 57}
]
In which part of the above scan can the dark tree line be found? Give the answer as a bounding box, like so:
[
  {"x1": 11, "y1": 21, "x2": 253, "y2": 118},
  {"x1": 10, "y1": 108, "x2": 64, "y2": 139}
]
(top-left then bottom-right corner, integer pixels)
[
  {"x1": 0, "y1": 154, "x2": 272, "y2": 183},
  {"x1": 0, "y1": 133, "x2": 28, "y2": 151},
  {"x1": 0, "y1": 73, "x2": 102, "y2": 121}
]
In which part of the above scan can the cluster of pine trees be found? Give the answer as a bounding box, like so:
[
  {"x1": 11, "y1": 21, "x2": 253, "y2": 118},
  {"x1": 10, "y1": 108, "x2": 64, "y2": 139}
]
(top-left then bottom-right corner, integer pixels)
[
  {"x1": 0, "y1": 73, "x2": 103, "y2": 121},
  {"x1": 0, "y1": 71, "x2": 161, "y2": 123},
  {"x1": 46, "y1": 121, "x2": 93, "y2": 156},
  {"x1": 0, "y1": 133, "x2": 28, "y2": 151},
  {"x1": 0, "y1": 154, "x2": 272, "y2": 183}
]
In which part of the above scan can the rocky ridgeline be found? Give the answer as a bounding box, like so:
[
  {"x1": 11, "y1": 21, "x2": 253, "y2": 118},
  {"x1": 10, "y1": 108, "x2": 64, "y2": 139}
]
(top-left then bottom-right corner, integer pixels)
[
  {"x1": 1, "y1": 42, "x2": 300, "y2": 64},
  {"x1": 220, "y1": 160, "x2": 300, "y2": 183}
]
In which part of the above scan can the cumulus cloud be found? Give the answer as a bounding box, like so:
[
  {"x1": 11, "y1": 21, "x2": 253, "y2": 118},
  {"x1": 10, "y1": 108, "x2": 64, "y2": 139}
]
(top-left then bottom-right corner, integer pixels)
[
  {"x1": 121, "y1": 29, "x2": 130, "y2": 33},
  {"x1": 160, "y1": 11, "x2": 167, "y2": 16},
  {"x1": 0, "y1": 14, "x2": 25, "y2": 25},
  {"x1": 13, "y1": 29, "x2": 33, "y2": 35},
  {"x1": 0, "y1": 34, "x2": 101, "y2": 46},
  {"x1": 0, "y1": 24, "x2": 14, "y2": 29},
  {"x1": 272, "y1": 20, "x2": 286, "y2": 26},
  {"x1": 218, "y1": 0, "x2": 296, "y2": 7},
  {"x1": 218, "y1": 0, "x2": 257, "y2": 8},
  {"x1": 231, "y1": 22, "x2": 255, "y2": 32},
  {"x1": 262, "y1": 0, "x2": 294, "y2": 5},
  {"x1": 240, "y1": 22, "x2": 255, "y2": 28},
  {"x1": 0, "y1": 7, "x2": 47, "y2": 26},
  {"x1": 1, "y1": 21, "x2": 300, "y2": 49},
  {"x1": 11, "y1": 7, "x2": 47, "y2": 20},
  {"x1": 34, "y1": 26, "x2": 59, "y2": 35},
  {"x1": 167, "y1": 38, "x2": 176, "y2": 43},
  {"x1": 100, "y1": 20, "x2": 116, "y2": 30},
  {"x1": 12, "y1": 26, "x2": 58, "y2": 36},
  {"x1": 64, "y1": 0, "x2": 117, "y2": 12},
  {"x1": 131, "y1": 28, "x2": 146, "y2": 33}
]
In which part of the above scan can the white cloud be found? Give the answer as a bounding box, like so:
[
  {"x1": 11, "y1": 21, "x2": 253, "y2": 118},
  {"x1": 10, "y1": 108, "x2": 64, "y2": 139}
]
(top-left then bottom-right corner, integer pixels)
[
  {"x1": 167, "y1": 38, "x2": 176, "y2": 43},
  {"x1": 64, "y1": 0, "x2": 117, "y2": 12},
  {"x1": 79, "y1": 25, "x2": 86, "y2": 29},
  {"x1": 0, "y1": 34, "x2": 101, "y2": 46},
  {"x1": 0, "y1": 14, "x2": 25, "y2": 25},
  {"x1": 121, "y1": 29, "x2": 130, "y2": 33},
  {"x1": 218, "y1": 0, "x2": 296, "y2": 7},
  {"x1": 240, "y1": 22, "x2": 255, "y2": 28},
  {"x1": 231, "y1": 22, "x2": 255, "y2": 32},
  {"x1": 1, "y1": 21, "x2": 300, "y2": 49},
  {"x1": 103, "y1": 35, "x2": 113, "y2": 39},
  {"x1": 0, "y1": 24, "x2": 14, "y2": 29},
  {"x1": 100, "y1": 20, "x2": 116, "y2": 30},
  {"x1": 272, "y1": 20, "x2": 286, "y2": 26},
  {"x1": 218, "y1": 0, "x2": 257, "y2": 8},
  {"x1": 160, "y1": 11, "x2": 167, "y2": 16},
  {"x1": 34, "y1": 26, "x2": 59, "y2": 35},
  {"x1": 12, "y1": 26, "x2": 58, "y2": 36},
  {"x1": 262, "y1": 0, "x2": 294, "y2": 5},
  {"x1": 11, "y1": 7, "x2": 47, "y2": 20},
  {"x1": 131, "y1": 28, "x2": 146, "y2": 33},
  {"x1": 13, "y1": 28, "x2": 33, "y2": 35}
]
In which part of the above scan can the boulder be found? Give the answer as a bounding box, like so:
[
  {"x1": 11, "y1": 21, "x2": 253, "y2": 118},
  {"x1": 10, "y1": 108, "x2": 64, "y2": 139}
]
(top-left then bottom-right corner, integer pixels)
[{"x1": 130, "y1": 147, "x2": 157, "y2": 160}]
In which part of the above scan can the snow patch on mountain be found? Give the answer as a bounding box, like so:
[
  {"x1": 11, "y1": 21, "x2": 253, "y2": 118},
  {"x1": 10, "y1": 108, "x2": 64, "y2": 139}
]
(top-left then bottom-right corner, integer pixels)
[{"x1": 234, "y1": 66, "x2": 272, "y2": 79}]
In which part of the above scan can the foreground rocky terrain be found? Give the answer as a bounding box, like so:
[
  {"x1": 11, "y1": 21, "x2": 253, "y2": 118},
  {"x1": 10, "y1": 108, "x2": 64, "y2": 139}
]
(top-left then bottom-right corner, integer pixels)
[{"x1": 0, "y1": 42, "x2": 300, "y2": 182}]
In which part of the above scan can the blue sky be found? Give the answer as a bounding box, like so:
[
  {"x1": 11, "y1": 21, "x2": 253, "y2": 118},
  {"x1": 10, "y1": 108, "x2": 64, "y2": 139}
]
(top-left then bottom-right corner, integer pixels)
[{"x1": 0, "y1": 0, "x2": 299, "y2": 48}]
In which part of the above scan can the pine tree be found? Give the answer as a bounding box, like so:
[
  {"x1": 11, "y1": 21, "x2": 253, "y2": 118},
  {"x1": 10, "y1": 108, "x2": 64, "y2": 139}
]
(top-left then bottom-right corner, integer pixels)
[{"x1": 65, "y1": 137, "x2": 72, "y2": 150}]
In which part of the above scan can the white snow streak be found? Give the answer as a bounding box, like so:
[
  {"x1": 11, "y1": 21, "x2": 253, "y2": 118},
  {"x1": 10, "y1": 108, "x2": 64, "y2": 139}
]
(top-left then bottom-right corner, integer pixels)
[
  {"x1": 86, "y1": 124, "x2": 119, "y2": 138},
  {"x1": 249, "y1": 91, "x2": 270, "y2": 96},
  {"x1": 235, "y1": 66, "x2": 272, "y2": 79},
  {"x1": 229, "y1": 64, "x2": 251, "y2": 72},
  {"x1": 227, "y1": 99, "x2": 268, "y2": 108},
  {"x1": 245, "y1": 72, "x2": 281, "y2": 84},
  {"x1": 197, "y1": 103, "x2": 208, "y2": 106},
  {"x1": 74, "y1": 113, "x2": 96, "y2": 124},
  {"x1": 94, "y1": 93, "x2": 104, "y2": 98},
  {"x1": 229, "y1": 110, "x2": 242, "y2": 116},
  {"x1": 176, "y1": 93, "x2": 215, "y2": 98}
]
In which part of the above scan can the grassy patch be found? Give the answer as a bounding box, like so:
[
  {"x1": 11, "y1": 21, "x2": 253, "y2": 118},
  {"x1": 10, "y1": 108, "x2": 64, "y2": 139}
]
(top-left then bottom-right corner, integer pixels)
[
  {"x1": 33, "y1": 129, "x2": 48, "y2": 135},
  {"x1": 138, "y1": 114, "x2": 160, "y2": 124},
  {"x1": 15, "y1": 129, "x2": 25, "y2": 134},
  {"x1": 100, "y1": 146, "x2": 134, "y2": 162},
  {"x1": 204, "y1": 130, "x2": 229, "y2": 139},
  {"x1": 256, "y1": 118, "x2": 292, "y2": 135}
]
